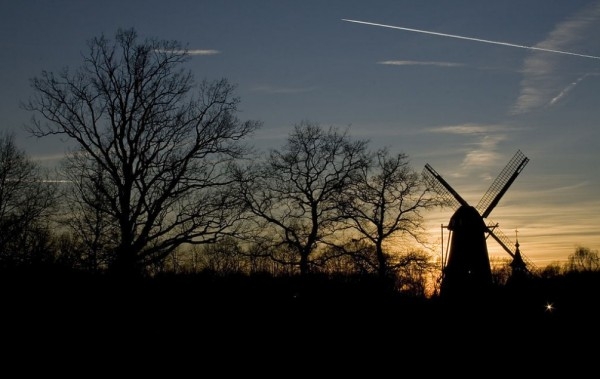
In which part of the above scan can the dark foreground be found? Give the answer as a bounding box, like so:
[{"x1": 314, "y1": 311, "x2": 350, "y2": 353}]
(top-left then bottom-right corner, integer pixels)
[{"x1": 1, "y1": 267, "x2": 598, "y2": 374}]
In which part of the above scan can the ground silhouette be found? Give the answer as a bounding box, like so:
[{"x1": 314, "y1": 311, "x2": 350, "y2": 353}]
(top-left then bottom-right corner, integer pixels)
[{"x1": 2, "y1": 265, "x2": 597, "y2": 374}]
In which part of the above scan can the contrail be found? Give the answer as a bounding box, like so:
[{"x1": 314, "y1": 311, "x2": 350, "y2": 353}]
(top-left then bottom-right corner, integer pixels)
[{"x1": 342, "y1": 19, "x2": 600, "y2": 60}]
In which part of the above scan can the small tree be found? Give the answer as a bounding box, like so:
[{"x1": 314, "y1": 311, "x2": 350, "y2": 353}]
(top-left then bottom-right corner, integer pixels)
[
  {"x1": 236, "y1": 121, "x2": 369, "y2": 276},
  {"x1": 194, "y1": 237, "x2": 247, "y2": 275},
  {"x1": 0, "y1": 132, "x2": 57, "y2": 267},
  {"x1": 25, "y1": 28, "x2": 260, "y2": 276},
  {"x1": 567, "y1": 246, "x2": 600, "y2": 272},
  {"x1": 392, "y1": 249, "x2": 435, "y2": 297},
  {"x1": 539, "y1": 262, "x2": 563, "y2": 278},
  {"x1": 341, "y1": 148, "x2": 438, "y2": 280}
]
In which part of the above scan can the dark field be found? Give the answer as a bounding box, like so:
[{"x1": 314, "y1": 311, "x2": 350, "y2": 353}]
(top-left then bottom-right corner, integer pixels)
[{"x1": 1, "y1": 267, "x2": 597, "y2": 374}]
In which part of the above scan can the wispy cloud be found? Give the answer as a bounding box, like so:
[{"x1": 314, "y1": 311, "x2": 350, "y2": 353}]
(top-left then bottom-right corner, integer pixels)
[
  {"x1": 511, "y1": 2, "x2": 600, "y2": 114},
  {"x1": 186, "y1": 49, "x2": 220, "y2": 56},
  {"x1": 460, "y1": 135, "x2": 507, "y2": 173},
  {"x1": 548, "y1": 73, "x2": 592, "y2": 105},
  {"x1": 427, "y1": 123, "x2": 505, "y2": 135},
  {"x1": 532, "y1": 180, "x2": 590, "y2": 195},
  {"x1": 31, "y1": 153, "x2": 66, "y2": 163},
  {"x1": 154, "y1": 49, "x2": 220, "y2": 55},
  {"x1": 41, "y1": 179, "x2": 71, "y2": 183},
  {"x1": 378, "y1": 60, "x2": 464, "y2": 68},
  {"x1": 426, "y1": 123, "x2": 510, "y2": 178}
]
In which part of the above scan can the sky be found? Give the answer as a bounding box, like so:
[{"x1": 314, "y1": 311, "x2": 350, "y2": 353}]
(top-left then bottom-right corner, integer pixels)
[{"x1": 1, "y1": 0, "x2": 599, "y2": 268}]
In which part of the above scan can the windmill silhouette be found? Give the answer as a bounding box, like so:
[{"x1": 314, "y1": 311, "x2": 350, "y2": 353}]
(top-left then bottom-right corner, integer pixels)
[{"x1": 422, "y1": 150, "x2": 532, "y2": 298}]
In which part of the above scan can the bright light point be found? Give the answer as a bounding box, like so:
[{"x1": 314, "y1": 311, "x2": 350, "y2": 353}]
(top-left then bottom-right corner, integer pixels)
[{"x1": 545, "y1": 302, "x2": 554, "y2": 312}]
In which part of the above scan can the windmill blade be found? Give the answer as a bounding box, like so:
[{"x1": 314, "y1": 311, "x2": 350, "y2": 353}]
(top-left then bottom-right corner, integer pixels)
[
  {"x1": 476, "y1": 150, "x2": 529, "y2": 218},
  {"x1": 485, "y1": 220, "x2": 537, "y2": 271},
  {"x1": 422, "y1": 163, "x2": 468, "y2": 209},
  {"x1": 485, "y1": 220, "x2": 516, "y2": 258}
]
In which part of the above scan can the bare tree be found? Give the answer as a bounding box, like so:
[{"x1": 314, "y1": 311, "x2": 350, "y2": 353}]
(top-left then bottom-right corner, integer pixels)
[
  {"x1": 0, "y1": 132, "x2": 57, "y2": 266},
  {"x1": 57, "y1": 158, "x2": 119, "y2": 272},
  {"x1": 24, "y1": 28, "x2": 260, "y2": 276},
  {"x1": 192, "y1": 237, "x2": 247, "y2": 275},
  {"x1": 236, "y1": 121, "x2": 369, "y2": 276},
  {"x1": 567, "y1": 246, "x2": 600, "y2": 272},
  {"x1": 392, "y1": 249, "x2": 436, "y2": 297},
  {"x1": 340, "y1": 148, "x2": 438, "y2": 280},
  {"x1": 539, "y1": 262, "x2": 563, "y2": 278}
]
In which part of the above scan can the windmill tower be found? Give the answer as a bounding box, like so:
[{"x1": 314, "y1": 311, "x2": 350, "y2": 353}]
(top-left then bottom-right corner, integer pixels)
[{"x1": 423, "y1": 150, "x2": 532, "y2": 298}]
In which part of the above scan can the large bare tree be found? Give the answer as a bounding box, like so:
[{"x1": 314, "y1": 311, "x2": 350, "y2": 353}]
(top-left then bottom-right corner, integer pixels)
[
  {"x1": 24, "y1": 28, "x2": 260, "y2": 276},
  {"x1": 0, "y1": 132, "x2": 57, "y2": 266},
  {"x1": 236, "y1": 121, "x2": 369, "y2": 276},
  {"x1": 341, "y1": 148, "x2": 438, "y2": 279}
]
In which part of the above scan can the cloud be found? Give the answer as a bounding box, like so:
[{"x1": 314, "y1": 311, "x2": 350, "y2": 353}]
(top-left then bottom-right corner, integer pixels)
[
  {"x1": 531, "y1": 180, "x2": 590, "y2": 195},
  {"x1": 460, "y1": 135, "x2": 507, "y2": 173},
  {"x1": 511, "y1": 2, "x2": 600, "y2": 114},
  {"x1": 31, "y1": 153, "x2": 66, "y2": 163},
  {"x1": 41, "y1": 179, "x2": 71, "y2": 183},
  {"x1": 427, "y1": 123, "x2": 505, "y2": 135},
  {"x1": 461, "y1": 148, "x2": 502, "y2": 170},
  {"x1": 426, "y1": 123, "x2": 514, "y2": 179},
  {"x1": 548, "y1": 73, "x2": 591, "y2": 105},
  {"x1": 378, "y1": 60, "x2": 464, "y2": 68},
  {"x1": 154, "y1": 49, "x2": 220, "y2": 55},
  {"x1": 186, "y1": 49, "x2": 220, "y2": 56}
]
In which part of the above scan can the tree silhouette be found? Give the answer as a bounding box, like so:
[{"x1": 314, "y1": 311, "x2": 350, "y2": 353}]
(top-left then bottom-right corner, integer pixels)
[
  {"x1": 567, "y1": 246, "x2": 600, "y2": 272},
  {"x1": 340, "y1": 148, "x2": 437, "y2": 280},
  {"x1": 235, "y1": 121, "x2": 369, "y2": 276},
  {"x1": 0, "y1": 132, "x2": 57, "y2": 266},
  {"x1": 24, "y1": 28, "x2": 260, "y2": 276},
  {"x1": 58, "y1": 159, "x2": 119, "y2": 272}
]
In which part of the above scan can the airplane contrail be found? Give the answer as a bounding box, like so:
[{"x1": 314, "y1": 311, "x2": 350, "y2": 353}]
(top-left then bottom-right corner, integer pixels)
[{"x1": 342, "y1": 19, "x2": 600, "y2": 60}]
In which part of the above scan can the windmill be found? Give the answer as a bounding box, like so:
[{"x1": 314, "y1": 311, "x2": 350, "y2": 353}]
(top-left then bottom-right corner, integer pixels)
[{"x1": 422, "y1": 150, "x2": 533, "y2": 298}]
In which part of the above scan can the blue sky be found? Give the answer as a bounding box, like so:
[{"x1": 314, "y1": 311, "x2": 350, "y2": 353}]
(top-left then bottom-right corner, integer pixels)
[{"x1": 1, "y1": 0, "x2": 599, "y2": 267}]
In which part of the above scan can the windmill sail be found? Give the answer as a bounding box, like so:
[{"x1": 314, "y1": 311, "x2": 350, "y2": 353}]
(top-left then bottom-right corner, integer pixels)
[
  {"x1": 474, "y1": 150, "x2": 534, "y2": 269},
  {"x1": 423, "y1": 163, "x2": 466, "y2": 209},
  {"x1": 486, "y1": 219, "x2": 537, "y2": 271},
  {"x1": 476, "y1": 150, "x2": 529, "y2": 218}
]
